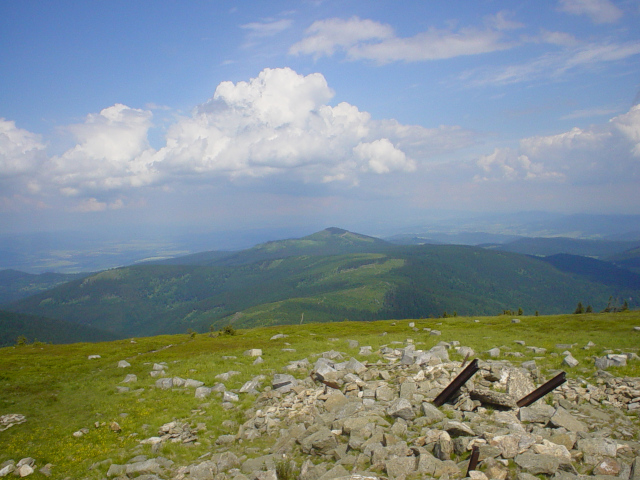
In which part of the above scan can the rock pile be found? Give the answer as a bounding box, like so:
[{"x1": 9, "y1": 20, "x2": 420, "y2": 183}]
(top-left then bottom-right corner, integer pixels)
[
  {"x1": 3, "y1": 340, "x2": 639, "y2": 480},
  {"x1": 0, "y1": 413, "x2": 26, "y2": 432},
  {"x1": 129, "y1": 341, "x2": 638, "y2": 480}
]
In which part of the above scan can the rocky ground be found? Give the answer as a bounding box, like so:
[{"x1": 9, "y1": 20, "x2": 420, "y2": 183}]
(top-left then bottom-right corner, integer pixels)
[{"x1": 1, "y1": 337, "x2": 639, "y2": 480}]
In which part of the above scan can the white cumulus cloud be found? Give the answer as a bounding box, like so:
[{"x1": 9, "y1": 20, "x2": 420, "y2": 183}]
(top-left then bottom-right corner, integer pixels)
[
  {"x1": 476, "y1": 105, "x2": 640, "y2": 184},
  {"x1": 153, "y1": 67, "x2": 468, "y2": 184},
  {"x1": 0, "y1": 119, "x2": 46, "y2": 178},
  {"x1": 1, "y1": 68, "x2": 478, "y2": 210},
  {"x1": 48, "y1": 104, "x2": 157, "y2": 195}
]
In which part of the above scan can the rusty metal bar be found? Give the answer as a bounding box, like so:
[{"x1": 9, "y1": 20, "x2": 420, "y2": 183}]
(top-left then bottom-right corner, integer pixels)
[
  {"x1": 461, "y1": 352, "x2": 471, "y2": 369},
  {"x1": 516, "y1": 371, "x2": 567, "y2": 408},
  {"x1": 466, "y1": 445, "x2": 480, "y2": 476},
  {"x1": 433, "y1": 358, "x2": 479, "y2": 407}
]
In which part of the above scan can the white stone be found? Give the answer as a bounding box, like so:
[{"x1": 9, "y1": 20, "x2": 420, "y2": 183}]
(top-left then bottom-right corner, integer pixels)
[
  {"x1": 88, "y1": 355, "x2": 101, "y2": 360},
  {"x1": 117, "y1": 360, "x2": 131, "y2": 368},
  {"x1": 244, "y1": 349, "x2": 262, "y2": 357}
]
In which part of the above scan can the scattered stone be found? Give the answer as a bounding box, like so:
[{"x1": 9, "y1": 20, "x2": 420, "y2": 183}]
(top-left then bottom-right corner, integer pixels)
[
  {"x1": 88, "y1": 355, "x2": 101, "y2": 359},
  {"x1": 195, "y1": 387, "x2": 212, "y2": 398},
  {"x1": 563, "y1": 354, "x2": 579, "y2": 368},
  {"x1": 122, "y1": 374, "x2": 137, "y2": 383},
  {"x1": 0, "y1": 413, "x2": 26, "y2": 432},
  {"x1": 117, "y1": 360, "x2": 131, "y2": 368},
  {"x1": 244, "y1": 349, "x2": 262, "y2": 357}
]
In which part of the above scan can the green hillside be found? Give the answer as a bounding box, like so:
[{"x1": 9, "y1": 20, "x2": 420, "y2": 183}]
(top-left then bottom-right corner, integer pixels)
[
  {"x1": 0, "y1": 269, "x2": 87, "y2": 305},
  {"x1": 607, "y1": 246, "x2": 640, "y2": 274},
  {"x1": 0, "y1": 310, "x2": 120, "y2": 347},
  {"x1": 5, "y1": 229, "x2": 638, "y2": 338}
]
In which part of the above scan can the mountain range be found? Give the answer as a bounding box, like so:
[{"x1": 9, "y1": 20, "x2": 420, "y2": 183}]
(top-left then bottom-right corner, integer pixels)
[{"x1": 1, "y1": 227, "x2": 639, "y2": 344}]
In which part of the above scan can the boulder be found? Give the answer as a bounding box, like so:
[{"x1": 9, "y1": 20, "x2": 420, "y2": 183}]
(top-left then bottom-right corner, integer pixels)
[
  {"x1": 387, "y1": 398, "x2": 415, "y2": 420},
  {"x1": 514, "y1": 453, "x2": 560, "y2": 475},
  {"x1": 549, "y1": 407, "x2": 587, "y2": 432}
]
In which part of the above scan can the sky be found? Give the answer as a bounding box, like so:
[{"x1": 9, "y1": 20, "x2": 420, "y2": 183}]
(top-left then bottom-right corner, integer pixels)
[{"x1": 1, "y1": 0, "x2": 640, "y2": 238}]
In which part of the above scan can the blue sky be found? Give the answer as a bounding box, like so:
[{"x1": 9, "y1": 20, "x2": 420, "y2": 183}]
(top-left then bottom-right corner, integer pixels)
[{"x1": 1, "y1": 0, "x2": 640, "y2": 237}]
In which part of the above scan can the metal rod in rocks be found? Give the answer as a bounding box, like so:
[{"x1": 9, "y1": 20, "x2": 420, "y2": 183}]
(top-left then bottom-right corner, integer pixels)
[
  {"x1": 466, "y1": 445, "x2": 480, "y2": 477},
  {"x1": 516, "y1": 371, "x2": 567, "y2": 408},
  {"x1": 433, "y1": 358, "x2": 479, "y2": 407}
]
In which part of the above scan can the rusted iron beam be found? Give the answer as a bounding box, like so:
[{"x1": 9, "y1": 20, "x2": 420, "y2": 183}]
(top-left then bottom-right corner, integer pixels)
[
  {"x1": 433, "y1": 358, "x2": 479, "y2": 407},
  {"x1": 516, "y1": 371, "x2": 566, "y2": 408},
  {"x1": 466, "y1": 445, "x2": 480, "y2": 476}
]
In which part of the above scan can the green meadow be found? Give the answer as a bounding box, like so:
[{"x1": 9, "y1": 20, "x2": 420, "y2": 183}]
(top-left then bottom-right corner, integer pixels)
[{"x1": 0, "y1": 311, "x2": 639, "y2": 478}]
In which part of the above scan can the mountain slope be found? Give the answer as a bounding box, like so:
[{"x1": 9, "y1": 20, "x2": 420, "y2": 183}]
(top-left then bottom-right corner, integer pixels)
[
  {"x1": 540, "y1": 254, "x2": 640, "y2": 290},
  {"x1": 0, "y1": 310, "x2": 120, "y2": 347},
  {"x1": 489, "y1": 237, "x2": 640, "y2": 259},
  {"x1": 0, "y1": 269, "x2": 88, "y2": 305},
  {"x1": 6, "y1": 229, "x2": 637, "y2": 337}
]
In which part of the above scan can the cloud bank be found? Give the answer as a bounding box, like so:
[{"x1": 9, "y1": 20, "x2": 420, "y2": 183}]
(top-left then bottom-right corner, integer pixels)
[
  {"x1": 3, "y1": 68, "x2": 639, "y2": 215},
  {"x1": 476, "y1": 105, "x2": 640, "y2": 184},
  {"x1": 1, "y1": 68, "x2": 474, "y2": 209}
]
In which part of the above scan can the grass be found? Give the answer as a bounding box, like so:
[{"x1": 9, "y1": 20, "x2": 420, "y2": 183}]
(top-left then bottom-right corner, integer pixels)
[{"x1": 0, "y1": 311, "x2": 639, "y2": 478}]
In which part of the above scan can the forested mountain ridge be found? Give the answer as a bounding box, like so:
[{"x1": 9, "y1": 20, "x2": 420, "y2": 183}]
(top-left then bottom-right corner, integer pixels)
[
  {"x1": 4, "y1": 228, "x2": 638, "y2": 338},
  {"x1": 0, "y1": 269, "x2": 88, "y2": 304},
  {"x1": 0, "y1": 310, "x2": 120, "y2": 347}
]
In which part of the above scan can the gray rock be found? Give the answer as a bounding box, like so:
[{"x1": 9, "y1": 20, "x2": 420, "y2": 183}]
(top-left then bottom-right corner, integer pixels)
[
  {"x1": 563, "y1": 355, "x2": 579, "y2": 368},
  {"x1": 300, "y1": 427, "x2": 338, "y2": 455},
  {"x1": 122, "y1": 374, "x2": 137, "y2": 383},
  {"x1": 375, "y1": 385, "x2": 396, "y2": 402},
  {"x1": 429, "y1": 345, "x2": 450, "y2": 362},
  {"x1": 272, "y1": 373, "x2": 297, "y2": 392},
  {"x1": 223, "y1": 391, "x2": 239, "y2": 402},
  {"x1": 506, "y1": 368, "x2": 535, "y2": 399},
  {"x1": 239, "y1": 379, "x2": 261, "y2": 393},
  {"x1": 607, "y1": 354, "x2": 627, "y2": 366},
  {"x1": 155, "y1": 378, "x2": 173, "y2": 389},
  {"x1": 514, "y1": 453, "x2": 561, "y2": 475},
  {"x1": 457, "y1": 346, "x2": 475, "y2": 358},
  {"x1": 195, "y1": 387, "x2": 212, "y2": 398},
  {"x1": 518, "y1": 404, "x2": 555, "y2": 423},
  {"x1": 430, "y1": 330, "x2": 442, "y2": 336},
  {"x1": 317, "y1": 465, "x2": 350, "y2": 480},
  {"x1": 470, "y1": 387, "x2": 517, "y2": 408},
  {"x1": 487, "y1": 347, "x2": 500, "y2": 357},
  {"x1": 387, "y1": 398, "x2": 415, "y2": 420},
  {"x1": 576, "y1": 437, "x2": 617, "y2": 457},
  {"x1": 125, "y1": 459, "x2": 164, "y2": 476},
  {"x1": 184, "y1": 379, "x2": 204, "y2": 388},
  {"x1": 118, "y1": 360, "x2": 131, "y2": 368},
  {"x1": 0, "y1": 465, "x2": 15, "y2": 477},
  {"x1": 345, "y1": 358, "x2": 367, "y2": 375},
  {"x1": 385, "y1": 456, "x2": 417, "y2": 478},
  {"x1": 549, "y1": 407, "x2": 587, "y2": 432},
  {"x1": 244, "y1": 349, "x2": 262, "y2": 357},
  {"x1": 442, "y1": 420, "x2": 475, "y2": 436}
]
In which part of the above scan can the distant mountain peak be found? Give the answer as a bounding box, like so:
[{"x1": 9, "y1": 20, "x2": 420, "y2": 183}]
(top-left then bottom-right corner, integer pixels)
[{"x1": 325, "y1": 227, "x2": 349, "y2": 235}]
